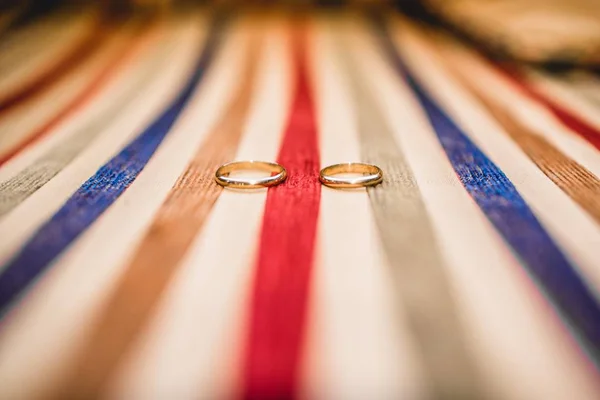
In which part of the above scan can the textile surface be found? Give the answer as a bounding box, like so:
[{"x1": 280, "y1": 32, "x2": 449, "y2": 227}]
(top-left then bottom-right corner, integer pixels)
[{"x1": 0, "y1": 10, "x2": 600, "y2": 400}]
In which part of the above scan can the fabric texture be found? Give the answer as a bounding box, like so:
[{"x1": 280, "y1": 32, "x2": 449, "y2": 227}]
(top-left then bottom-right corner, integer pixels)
[{"x1": 0, "y1": 10, "x2": 599, "y2": 400}]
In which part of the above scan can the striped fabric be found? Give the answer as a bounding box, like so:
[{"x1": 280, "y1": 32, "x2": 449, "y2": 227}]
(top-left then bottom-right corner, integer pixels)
[{"x1": 0, "y1": 11, "x2": 599, "y2": 400}]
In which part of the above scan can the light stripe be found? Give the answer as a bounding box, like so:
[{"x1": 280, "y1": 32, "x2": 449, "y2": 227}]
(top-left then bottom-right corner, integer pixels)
[
  {"x1": 423, "y1": 34, "x2": 600, "y2": 190},
  {"x1": 0, "y1": 19, "x2": 204, "y2": 273},
  {"x1": 495, "y1": 67, "x2": 600, "y2": 154},
  {"x1": 434, "y1": 47, "x2": 600, "y2": 225},
  {"x1": 421, "y1": 37, "x2": 600, "y2": 185},
  {"x1": 376, "y1": 18, "x2": 600, "y2": 368},
  {"x1": 334, "y1": 21, "x2": 481, "y2": 400},
  {"x1": 0, "y1": 24, "x2": 162, "y2": 215},
  {"x1": 0, "y1": 10, "x2": 106, "y2": 114},
  {"x1": 107, "y1": 23, "x2": 292, "y2": 399},
  {"x1": 0, "y1": 10, "x2": 52, "y2": 76},
  {"x1": 305, "y1": 20, "x2": 419, "y2": 400},
  {"x1": 402, "y1": 30, "x2": 600, "y2": 291},
  {"x1": 45, "y1": 29, "x2": 261, "y2": 400},
  {"x1": 0, "y1": 25, "x2": 133, "y2": 164},
  {"x1": 482, "y1": 102, "x2": 600, "y2": 224},
  {"x1": 0, "y1": 19, "x2": 184, "y2": 184},
  {"x1": 356, "y1": 21, "x2": 600, "y2": 399},
  {"x1": 0, "y1": 22, "x2": 155, "y2": 167},
  {"x1": 0, "y1": 10, "x2": 99, "y2": 92},
  {"x1": 0, "y1": 17, "x2": 242, "y2": 400},
  {"x1": 0, "y1": 14, "x2": 226, "y2": 316},
  {"x1": 527, "y1": 71, "x2": 600, "y2": 132},
  {"x1": 557, "y1": 72, "x2": 600, "y2": 108},
  {"x1": 407, "y1": 29, "x2": 600, "y2": 297},
  {"x1": 241, "y1": 23, "x2": 321, "y2": 400}
]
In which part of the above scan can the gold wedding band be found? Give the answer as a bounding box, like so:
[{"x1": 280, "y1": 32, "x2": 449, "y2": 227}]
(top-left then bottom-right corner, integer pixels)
[
  {"x1": 319, "y1": 163, "x2": 383, "y2": 188},
  {"x1": 215, "y1": 161, "x2": 287, "y2": 189}
]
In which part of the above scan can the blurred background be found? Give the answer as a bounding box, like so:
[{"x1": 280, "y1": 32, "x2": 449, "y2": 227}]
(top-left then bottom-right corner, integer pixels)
[{"x1": 2, "y1": 0, "x2": 600, "y2": 68}]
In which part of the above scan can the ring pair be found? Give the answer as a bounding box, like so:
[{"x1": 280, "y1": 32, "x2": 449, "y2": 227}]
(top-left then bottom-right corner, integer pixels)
[{"x1": 215, "y1": 161, "x2": 383, "y2": 189}]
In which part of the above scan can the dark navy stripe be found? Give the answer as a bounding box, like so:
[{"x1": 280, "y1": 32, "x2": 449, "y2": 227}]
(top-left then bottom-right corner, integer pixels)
[
  {"x1": 372, "y1": 18, "x2": 600, "y2": 365},
  {"x1": 0, "y1": 15, "x2": 227, "y2": 315}
]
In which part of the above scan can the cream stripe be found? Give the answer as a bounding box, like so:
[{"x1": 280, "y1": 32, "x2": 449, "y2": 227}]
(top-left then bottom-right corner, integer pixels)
[
  {"x1": 47, "y1": 25, "x2": 260, "y2": 399},
  {"x1": 0, "y1": 10, "x2": 99, "y2": 94},
  {"x1": 343, "y1": 21, "x2": 483, "y2": 399},
  {"x1": 0, "y1": 20, "x2": 178, "y2": 183},
  {"x1": 0, "y1": 19, "x2": 206, "y2": 266},
  {"x1": 0, "y1": 24, "x2": 132, "y2": 158},
  {"x1": 0, "y1": 23, "x2": 166, "y2": 216},
  {"x1": 527, "y1": 70, "x2": 600, "y2": 130},
  {"x1": 395, "y1": 24, "x2": 600, "y2": 295},
  {"x1": 0, "y1": 15, "x2": 233, "y2": 400},
  {"x1": 558, "y1": 72, "x2": 600, "y2": 107},
  {"x1": 0, "y1": 13, "x2": 73, "y2": 74},
  {"x1": 355, "y1": 22, "x2": 600, "y2": 400},
  {"x1": 303, "y1": 20, "x2": 418, "y2": 400},
  {"x1": 107, "y1": 21, "x2": 291, "y2": 400},
  {"x1": 425, "y1": 34, "x2": 600, "y2": 184},
  {"x1": 432, "y1": 41, "x2": 600, "y2": 225}
]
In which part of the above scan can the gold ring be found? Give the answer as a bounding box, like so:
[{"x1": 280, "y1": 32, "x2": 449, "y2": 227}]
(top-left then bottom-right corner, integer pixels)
[
  {"x1": 215, "y1": 161, "x2": 287, "y2": 189},
  {"x1": 319, "y1": 163, "x2": 383, "y2": 188}
]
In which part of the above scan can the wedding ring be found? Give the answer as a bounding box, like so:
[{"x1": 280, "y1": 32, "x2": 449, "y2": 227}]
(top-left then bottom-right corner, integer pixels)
[
  {"x1": 215, "y1": 161, "x2": 287, "y2": 189},
  {"x1": 319, "y1": 163, "x2": 383, "y2": 188}
]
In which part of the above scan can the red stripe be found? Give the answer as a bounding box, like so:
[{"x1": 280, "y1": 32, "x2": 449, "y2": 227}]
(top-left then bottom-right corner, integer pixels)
[
  {"x1": 241, "y1": 25, "x2": 321, "y2": 400},
  {"x1": 0, "y1": 25, "x2": 155, "y2": 166},
  {"x1": 499, "y1": 67, "x2": 600, "y2": 151}
]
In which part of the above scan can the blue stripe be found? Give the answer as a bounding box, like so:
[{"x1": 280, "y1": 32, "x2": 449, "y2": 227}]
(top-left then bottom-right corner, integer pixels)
[
  {"x1": 0, "y1": 16, "x2": 227, "y2": 315},
  {"x1": 373, "y1": 19, "x2": 600, "y2": 365}
]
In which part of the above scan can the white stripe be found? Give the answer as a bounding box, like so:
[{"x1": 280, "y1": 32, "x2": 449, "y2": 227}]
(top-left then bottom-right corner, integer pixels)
[
  {"x1": 302, "y1": 20, "x2": 421, "y2": 400},
  {"x1": 0, "y1": 21, "x2": 164, "y2": 183},
  {"x1": 0, "y1": 19, "x2": 205, "y2": 266},
  {"x1": 0, "y1": 10, "x2": 99, "y2": 99},
  {"x1": 107, "y1": 21, "x2": 291, "y2": 400},
  {"x1": 0, "y1": 26, "x2": 132, "y2": 160},
  {"x1": 527, "y1": 69, "x2": 600, "y2": 130},
  {"x1": 383, "y1": 22, "x2": 600, "y2": 399},
  {"x1": 396, "y1": 25, "x2": 600, "y2": 294},
  {"x1": 351, "y1": 21, "x2": 600, "y2": 400},
  {"x1": 557, "y1": 72, "x2": 600, "y2": 106},
  {"x1": 0, "y1": 12, "x2": 78, "y2": 75},
  {"x1": 426, "y1": 34, "x2": 600, "y2": 184},
  {"x1": 0, "y1": 17, "x2": 225, "y2": 400}
]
